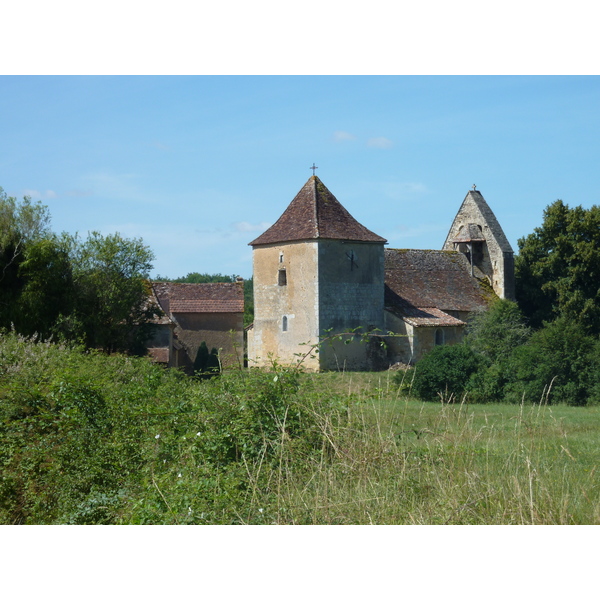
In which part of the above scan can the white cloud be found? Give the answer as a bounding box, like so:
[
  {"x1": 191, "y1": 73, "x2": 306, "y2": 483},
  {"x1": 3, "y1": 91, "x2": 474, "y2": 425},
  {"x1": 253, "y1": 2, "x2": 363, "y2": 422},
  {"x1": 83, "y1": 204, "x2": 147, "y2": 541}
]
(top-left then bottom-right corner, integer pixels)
[
  {"x1": 333, "y1": 130, "x2": 356, "y2": 142},
  {"x1": 22, "y1": 189, "x2": 57, "y2": 200},
  {"x1": 367, "y1": 137, "x2": 393, "y2": 149},
  {"x1": 233, "y1": 221, "x2": 272, "y2": 233},
  {"x1": 81, "y1": 171, "x2": 151, "y2": 203}
]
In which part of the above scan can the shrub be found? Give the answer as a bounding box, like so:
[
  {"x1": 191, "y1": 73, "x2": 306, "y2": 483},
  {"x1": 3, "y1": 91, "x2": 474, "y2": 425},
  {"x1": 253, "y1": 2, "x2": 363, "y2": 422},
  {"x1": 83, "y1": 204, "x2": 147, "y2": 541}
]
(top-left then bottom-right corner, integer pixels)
[
  {"x1": 502, "y1": 317, "x2": 600, "y2": 405},
  {"x1": 407, "y1": 344, "x2": 482, "y2": 402}
]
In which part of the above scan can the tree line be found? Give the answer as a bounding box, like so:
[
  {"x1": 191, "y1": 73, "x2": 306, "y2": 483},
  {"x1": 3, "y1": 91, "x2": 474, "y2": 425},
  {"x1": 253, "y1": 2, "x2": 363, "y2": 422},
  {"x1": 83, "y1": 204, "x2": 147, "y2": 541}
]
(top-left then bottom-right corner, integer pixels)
[
  {"x1": 0, "y1": 187, "x2": 157, "y2": 353},
  {"x1": 1, "y1": 188, "x2": 254, "y2": 354}
]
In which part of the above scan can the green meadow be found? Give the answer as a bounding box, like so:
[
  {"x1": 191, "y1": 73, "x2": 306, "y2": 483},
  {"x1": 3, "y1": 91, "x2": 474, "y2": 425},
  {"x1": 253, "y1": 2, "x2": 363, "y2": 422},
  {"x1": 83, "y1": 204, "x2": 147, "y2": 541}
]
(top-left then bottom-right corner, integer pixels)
[{"x1": 1, "y1": 334, "x2": 598, "y2": 525}]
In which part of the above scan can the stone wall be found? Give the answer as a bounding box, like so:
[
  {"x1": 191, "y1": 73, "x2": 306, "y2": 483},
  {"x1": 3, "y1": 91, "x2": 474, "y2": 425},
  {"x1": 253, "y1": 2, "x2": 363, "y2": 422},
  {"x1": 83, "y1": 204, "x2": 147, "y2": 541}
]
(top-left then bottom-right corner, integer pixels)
[
  {"x1": 443, "y1": 192, "x2": 515, "y2": 300},
  {"x1": 250, "y1": 241, "x2": 320, "y2": 369},
  {"x1": 171, "y1": 312, "x2": 244, "y2": 372},
  {"x1": 250, "y1": 239, "x2": 385, "y2": 371},
  {"x1": 317, "y1": 240, "x2": 385, "y2": 370}
]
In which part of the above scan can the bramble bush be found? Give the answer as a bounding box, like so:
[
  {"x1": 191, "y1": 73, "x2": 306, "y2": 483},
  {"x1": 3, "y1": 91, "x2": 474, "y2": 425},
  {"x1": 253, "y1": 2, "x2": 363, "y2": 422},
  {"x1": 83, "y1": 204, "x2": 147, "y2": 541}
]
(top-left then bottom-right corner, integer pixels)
[{"x1": 0, "y1": 331, "x2": 346, "y2": 524}]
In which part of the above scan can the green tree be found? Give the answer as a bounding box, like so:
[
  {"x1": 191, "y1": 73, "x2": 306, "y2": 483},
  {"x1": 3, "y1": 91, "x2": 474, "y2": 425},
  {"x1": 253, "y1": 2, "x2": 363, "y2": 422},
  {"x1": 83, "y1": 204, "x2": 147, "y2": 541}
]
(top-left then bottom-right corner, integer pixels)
[
  {"x1": 168, "y1": 272, "x2": 238, "y2": 284},
  {"x1": 464, "y1": 299, "x2": 531, "y2": 403},
  {"x1": 515, "y1": 200, "x2": 600, "y2": 333},
  {"x1": 0, "y1": 188, "x2": 53, "y2": 330},
  {"x1": 67, "y1": 231, "x2": 158, "y2": 353},
  {"x1": 193, "y1": 341, "x2": 221, "y2": 379},
  {"x1": 502, "y1": 317, "x2": 599, "y2": 405},
  {"x1": 466, "y1": 299, "x2": 530, "y2": 364},
  {"x1": 15, "y1": 237, "x2": 75, "y2": 337}
]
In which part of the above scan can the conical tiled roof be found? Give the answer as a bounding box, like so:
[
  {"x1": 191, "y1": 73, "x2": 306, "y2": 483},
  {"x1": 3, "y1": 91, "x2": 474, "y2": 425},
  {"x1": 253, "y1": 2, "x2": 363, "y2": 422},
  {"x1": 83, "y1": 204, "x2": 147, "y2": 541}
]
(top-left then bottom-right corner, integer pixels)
[{"x1": 249, "y1": 176, "x2": 387, "y2": 246}]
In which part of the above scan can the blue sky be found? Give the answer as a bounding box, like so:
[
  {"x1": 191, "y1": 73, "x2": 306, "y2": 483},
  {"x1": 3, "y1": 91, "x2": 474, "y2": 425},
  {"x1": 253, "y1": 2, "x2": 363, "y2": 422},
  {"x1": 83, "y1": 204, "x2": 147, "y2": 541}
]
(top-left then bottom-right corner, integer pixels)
[{"x1": 2, "y1": 75, "x2": 600, "y2": 279}]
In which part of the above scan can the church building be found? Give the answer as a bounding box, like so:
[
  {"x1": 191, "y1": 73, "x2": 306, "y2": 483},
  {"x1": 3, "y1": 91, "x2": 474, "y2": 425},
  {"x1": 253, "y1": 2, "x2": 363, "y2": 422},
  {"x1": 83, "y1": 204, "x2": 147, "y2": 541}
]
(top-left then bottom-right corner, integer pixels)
[{"x1": 247, "y1": 176, "x2": 514, "y2": 371}]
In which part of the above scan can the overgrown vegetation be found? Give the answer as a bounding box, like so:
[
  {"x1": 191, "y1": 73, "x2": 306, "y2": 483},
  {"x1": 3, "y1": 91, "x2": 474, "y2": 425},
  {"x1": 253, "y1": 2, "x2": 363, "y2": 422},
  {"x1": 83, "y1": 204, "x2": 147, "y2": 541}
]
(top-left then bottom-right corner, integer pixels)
[{"x1": 1, "y1": 332, "x2": 598, "y2": 524}]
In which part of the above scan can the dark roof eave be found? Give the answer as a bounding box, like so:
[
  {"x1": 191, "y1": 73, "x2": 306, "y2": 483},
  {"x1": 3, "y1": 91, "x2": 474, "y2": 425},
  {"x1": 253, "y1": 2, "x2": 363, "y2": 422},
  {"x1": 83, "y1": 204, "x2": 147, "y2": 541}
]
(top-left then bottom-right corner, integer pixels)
[{"x1": 250, "y1": 236, "x2": 387, "y2": 247}]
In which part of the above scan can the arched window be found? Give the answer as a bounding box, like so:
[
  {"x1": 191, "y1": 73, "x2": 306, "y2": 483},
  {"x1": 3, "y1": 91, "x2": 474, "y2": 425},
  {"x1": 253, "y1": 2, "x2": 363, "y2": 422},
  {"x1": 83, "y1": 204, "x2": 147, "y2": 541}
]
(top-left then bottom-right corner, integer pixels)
[{"x1": 282, "y1": 316, "x2": 288, "y2": 332}]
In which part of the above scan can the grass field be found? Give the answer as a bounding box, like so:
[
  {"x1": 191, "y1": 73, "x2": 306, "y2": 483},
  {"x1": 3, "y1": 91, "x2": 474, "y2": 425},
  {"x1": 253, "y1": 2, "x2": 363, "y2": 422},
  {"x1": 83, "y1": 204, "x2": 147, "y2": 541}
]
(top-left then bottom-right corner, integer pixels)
[
  {"x1": 1, "y1": 332, "x2": 598, "y2": 525},
  {"x1": 244, "y1": 371, "x2": 600, "y2": 524}
]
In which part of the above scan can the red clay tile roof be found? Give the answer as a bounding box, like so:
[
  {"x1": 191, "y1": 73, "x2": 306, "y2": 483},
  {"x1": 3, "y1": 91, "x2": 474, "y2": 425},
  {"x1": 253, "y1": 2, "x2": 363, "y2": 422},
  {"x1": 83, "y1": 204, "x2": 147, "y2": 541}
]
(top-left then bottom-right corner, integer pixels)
[
  {"x1": 250, "y1": 176, "x2": 387, "y2": 246},
  {"x1": 151, "y1": 282, "x2": 244, "y2": 314},
  {"x1": 148, "y1": 347, "x2": 170, "y2": 363},
  {"x1": 386, "y1": 301, "x2": 466, "y2": 327},
  {"x1": 384, "y1": 249, "x2": 494, "y2": 313}
]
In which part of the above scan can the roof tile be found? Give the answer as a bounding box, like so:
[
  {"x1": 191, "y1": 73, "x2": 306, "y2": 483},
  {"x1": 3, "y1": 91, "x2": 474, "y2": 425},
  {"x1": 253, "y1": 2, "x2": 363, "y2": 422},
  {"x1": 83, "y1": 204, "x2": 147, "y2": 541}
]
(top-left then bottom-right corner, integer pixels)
[
  {"x1": 250, "y1": 176, "x2": 386, "y2": 246},
  {"x1": 151, "y1": 282, "x2": 244, "y2": 314},
  {"x1": 384, "y1": 249, "x2": 494, "y2": 313}
]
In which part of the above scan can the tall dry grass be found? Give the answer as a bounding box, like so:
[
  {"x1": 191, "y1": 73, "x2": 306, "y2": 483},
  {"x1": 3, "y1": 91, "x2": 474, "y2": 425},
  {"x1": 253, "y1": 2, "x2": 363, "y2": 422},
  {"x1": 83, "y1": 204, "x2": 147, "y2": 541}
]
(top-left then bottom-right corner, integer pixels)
[{"x1": 237, "y1": 371, "x2": 600, "y2": 524}]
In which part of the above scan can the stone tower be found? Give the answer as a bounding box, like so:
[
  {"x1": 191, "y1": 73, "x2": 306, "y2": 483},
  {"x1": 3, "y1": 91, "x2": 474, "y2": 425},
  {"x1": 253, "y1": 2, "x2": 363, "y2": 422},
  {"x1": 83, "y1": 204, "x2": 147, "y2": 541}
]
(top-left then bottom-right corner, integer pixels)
[
  {"x1": 442, "y1": 189, "x2": 515, "y2": 300},
  {"x1": 248, "y1": 176, "x2": 387, "y2": 371}
]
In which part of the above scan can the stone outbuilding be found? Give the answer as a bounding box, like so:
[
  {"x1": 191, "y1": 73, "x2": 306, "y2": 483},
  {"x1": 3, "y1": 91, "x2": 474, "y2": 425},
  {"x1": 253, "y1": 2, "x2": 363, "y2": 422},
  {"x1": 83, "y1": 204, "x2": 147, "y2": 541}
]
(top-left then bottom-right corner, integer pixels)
[
  {"x1": 247, "y1": 176, "x2": 514, "y2": 371},
  {"x1": 147, "y1": 281, "x2": 244, "y2": 373}
]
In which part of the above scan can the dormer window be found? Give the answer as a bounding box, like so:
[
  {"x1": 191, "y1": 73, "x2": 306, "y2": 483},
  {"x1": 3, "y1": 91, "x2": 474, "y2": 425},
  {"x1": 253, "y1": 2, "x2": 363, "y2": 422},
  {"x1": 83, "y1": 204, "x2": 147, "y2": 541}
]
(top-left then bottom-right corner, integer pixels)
[{"x1": 278, "y1": 269, "x2": 287, "y2": 286}]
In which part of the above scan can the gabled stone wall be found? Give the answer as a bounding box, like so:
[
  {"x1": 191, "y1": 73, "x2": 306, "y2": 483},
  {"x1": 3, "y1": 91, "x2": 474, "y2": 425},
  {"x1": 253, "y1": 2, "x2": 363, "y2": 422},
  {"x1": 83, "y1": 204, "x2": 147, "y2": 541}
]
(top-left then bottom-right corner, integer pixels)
[{"x1": 443, "y1": 191, "x2": 515, "y2": 300}]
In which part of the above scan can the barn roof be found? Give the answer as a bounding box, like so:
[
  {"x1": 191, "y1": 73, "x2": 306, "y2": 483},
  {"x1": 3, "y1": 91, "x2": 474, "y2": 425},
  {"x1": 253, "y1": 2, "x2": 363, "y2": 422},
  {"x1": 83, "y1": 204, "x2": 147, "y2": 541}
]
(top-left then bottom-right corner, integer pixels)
[
  {"x1": 384, "y1": 249, "x2": 494, "y2": 314},
  {"x1": 249, "y1": 176, "x2": 386, "y2": 246},
  {"x1": 151, "y1": 282, "x2": 244, "y2": 314}
]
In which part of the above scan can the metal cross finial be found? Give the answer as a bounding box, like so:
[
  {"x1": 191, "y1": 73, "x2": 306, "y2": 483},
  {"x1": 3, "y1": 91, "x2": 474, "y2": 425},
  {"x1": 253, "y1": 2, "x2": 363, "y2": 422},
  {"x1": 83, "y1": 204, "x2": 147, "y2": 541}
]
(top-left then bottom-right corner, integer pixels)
[
  {"x1": 472, "y1": 184, "x2": 477, "y2": 191},
  {"x1": 310, "y1": 163, "x2": 318, "y2": 176}
]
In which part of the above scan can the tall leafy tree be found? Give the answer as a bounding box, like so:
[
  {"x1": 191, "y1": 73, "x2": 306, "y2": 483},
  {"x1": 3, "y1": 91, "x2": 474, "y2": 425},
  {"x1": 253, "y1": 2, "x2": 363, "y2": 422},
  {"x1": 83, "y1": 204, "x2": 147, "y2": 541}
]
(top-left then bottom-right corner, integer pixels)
[
  {"x1": 0, "y1": 188, "x2": 53, "y2": 330},
  {"x1": 15, "y1": 236, "x2": 75, "y2": 337},
  {"x1": 67, "y1": 231, "x2": 158, "y2": 353},
  {"x1": 515, "y1": 200, "x2": 600, "y2": 334}
]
